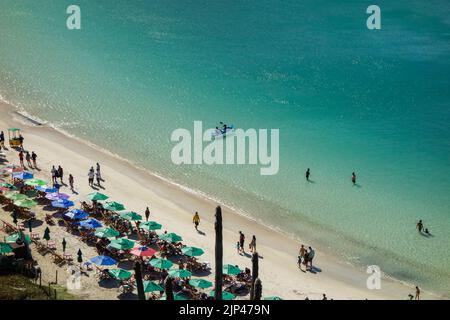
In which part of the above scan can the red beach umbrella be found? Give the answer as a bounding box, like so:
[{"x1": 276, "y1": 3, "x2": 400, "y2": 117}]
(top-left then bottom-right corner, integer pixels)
[{"x1": 130, "y1": 246, "x2": 156, "y2": 257}]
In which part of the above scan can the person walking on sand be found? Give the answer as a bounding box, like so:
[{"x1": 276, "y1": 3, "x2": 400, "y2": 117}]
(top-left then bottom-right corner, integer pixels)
[
  {"x1": 306, "y1": 168, "x2": 310, "y2": 181},
  {"x1": 18, "y1": 151, "x2": 24, "y2": 167},
  {"x1": 88, "y1": 170, "x2": 94, "y2": 187},
  {"x1": 31, "y1": 151, "x2": 37, "y2": 168},
  {"x1": 0, "y1": 131, "x2": 5, "y2": 150},
  {"x1": 96, "y1": 171, "x2": 102, "y2": 187},
  {"x1": 145, "y1": 207, "x2": 150, "y2": 221},
  {"x1": 415, "y1": 286, "x2": 420, "y2": 300},
  {"x1": 51, "y1": 166, "x2": 57, "y2": 184},
  {"x1": 298, "y1": 244, "x2": 307, "y2": 270},
  {"x1": 96, "y1": 163, "x2": 102, "y2": 180},
  {"x1": 239, "y1": 231, "x2": 245, "y2": 254},
  {"x1": 18, "y1": 134, "x2": 24, "y2": 150},
  {"x1": 249, "y1": 235, "x2": 256, "y2": 253},
  {"x1": 416, "y1": 220, "x2": 423, "y2": 233},
  {"x1": 69, "y1": 174, "x2": 74, "y2": 191},
  {"x1": 25, "y1": 151, "x2": 32, "y2": 168},
  {"x1": 193, "y1": 212, "x2": 200, "y2": 231},
  {"x1": 58, "y1": 166, "x2": 64, "y2": 183},
  {"x1": 307, "y1": 246, "x2": 315, "y2": 271}
]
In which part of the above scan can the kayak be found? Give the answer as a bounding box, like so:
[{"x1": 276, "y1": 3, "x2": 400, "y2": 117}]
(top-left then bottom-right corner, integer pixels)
[{"x1": 212, "y1": 125, "x2": 235, "y2": 138}]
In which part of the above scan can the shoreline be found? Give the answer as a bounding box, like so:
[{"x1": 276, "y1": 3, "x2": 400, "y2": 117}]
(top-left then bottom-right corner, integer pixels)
[{"x1": 0, "y1": 101, "x2": 443, "y2": 299}]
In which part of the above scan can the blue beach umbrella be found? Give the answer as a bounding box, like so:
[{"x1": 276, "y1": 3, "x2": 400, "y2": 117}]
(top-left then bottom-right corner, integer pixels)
[
  {"x1": 13, "y1": 172, "x2": 34, "y2": 180},
  {"x1": 64, "y1": 209, "x2": 89, "y2": 220},
  {"x1": 51, "y1": 199, "x2": 74, "y2": 208},
  {"x1": 36, "y1": 186, "x2": 58, "y2": 193},
  {"x1": 90, "y1": 255, "x2": 117, "y2": 266},
  {"x1": 79, "y1": 219, "x2": 103, "y2": 229}
]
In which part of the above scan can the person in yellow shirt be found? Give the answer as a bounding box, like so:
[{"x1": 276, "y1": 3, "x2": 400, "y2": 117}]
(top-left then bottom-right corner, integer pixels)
[{"x1": 193, "y1": 212, "x2": 200, "y2": 231}]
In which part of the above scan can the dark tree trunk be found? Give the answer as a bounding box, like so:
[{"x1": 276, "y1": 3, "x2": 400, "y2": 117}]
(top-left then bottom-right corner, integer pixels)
[
  {"x1": 250, "y1": 252, "x2": 259, "y2": 300},
  {"x1": 214, "y1": 206, "x2": 223, "y2": 300},
  {"x1": 164, "y1": 276, "x2": 174, "y2": 300},
  {"x1": 134, "y1": 262, "x2": 145, "y2": 300},
  {"x1": 254, "y1": 278, "x2": 262, "y2": 300}
]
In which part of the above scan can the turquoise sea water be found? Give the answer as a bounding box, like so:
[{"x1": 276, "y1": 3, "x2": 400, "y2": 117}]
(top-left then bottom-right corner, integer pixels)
[{"x1": 1, "y1": 1, "x2": 449, "y2": 295}]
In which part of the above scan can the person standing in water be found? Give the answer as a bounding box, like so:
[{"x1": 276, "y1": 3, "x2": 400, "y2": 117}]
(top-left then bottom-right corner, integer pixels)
[
  {"x1": 193, "y1": 212, "x2": 200, "y2": 231},
  {"x1": 351, "y1": 172, "x2": 357, "y2": 185},
  {"x1": 306, "y1": 168, "x2": 310, "y2": 181},
  {"x1": 145, "y1": 207, "x2": 150, "y2": 221},
  {"x1": 416, "y1": 220, "x2": 423, "y2": 233}
]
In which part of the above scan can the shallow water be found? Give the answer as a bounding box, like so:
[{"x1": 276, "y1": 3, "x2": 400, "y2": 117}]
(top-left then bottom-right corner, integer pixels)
[{"x1": 0, "y1": 0, "x2": 449, "y2": 295}]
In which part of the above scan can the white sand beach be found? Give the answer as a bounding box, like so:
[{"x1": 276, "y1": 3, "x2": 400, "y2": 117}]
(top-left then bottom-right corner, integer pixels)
[{"x1": 0, "y1": 102, "x2": 440, "y2": 300}]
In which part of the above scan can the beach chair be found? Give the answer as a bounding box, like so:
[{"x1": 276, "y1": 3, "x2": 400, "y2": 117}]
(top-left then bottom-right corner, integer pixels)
[
  {"x1": 63, "y1": 252, "x2": 73, "y2": 262},
  {"x1": 31, "y1": 232, "x2": 40, "y2": 240},
  {"x1": 47, "y1": 240, "x2": 57, "y2": 250}
]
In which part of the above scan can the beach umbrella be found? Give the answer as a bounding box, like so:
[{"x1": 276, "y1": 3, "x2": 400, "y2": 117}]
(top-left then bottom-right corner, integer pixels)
[
  {"x1": 139, "y1": 221, "x2": 162, "y2": 231},
  {"x1": 168, "y1": 269, "x2": 192, "y2": 278},
  {"x1": 51, "y1": 199, "x2": 74, "y2": 209},
  {"x1": 149, "y1": 258, "x2": 173, "y2": 269},
  {"x1": 46, "y1": 193, "x2": 70, "y2": 201},
  {"x1": 264, "y1": 296, "x2": 283, "y2": 300},
  {"x1": 0, "y1": 243, "x2": 13, "y2": 254},
  {"x1": 13, "y1": 172, "x2": 33, "y2": 180},
  {"x1": 108, "y1": 238, "x2": 135, "y2": 250},
  {"x1": 130, "y1": 246, "x2": 156, "y2": 257},
  {"x1": 159, "y1": 233, "x2": 183, "y2": 243},
  {"x1": 64, "y1": 209, "x2": 89, "y2": 220},
  {"x1": 87, "y1": 192, "x2": 109, "y2": 201},
  {"x1": 223, "y1": 264, "x2": 241, "y2": 275},
  {"x1": 94, "y1": 227, "x2": 119, "y2": 238},
  {"x1": 159, "y1": 293, "x2": 188, "y2": 300},
  {"x1": 2, "y1": 166, "x2": 24, "y2": 173},
  {"x1": 209, "y1": 290, "x2": 235, "y2": 300},
  {"x1": 25, "y1": 179, "x2": 48, "y2": 187},
  {"x1": 14, "y1": 199, "x2": 37, "y2": 208},
  {"x1": 4, "y1": 192, "x2": 29, "y2": 201},
  {"x1": 79, "y1": 219, "x2": 103, "y2": 229},
  {"x1": 43, "y1": 227, "x2": 51, "y2": 242},
  {"x1": 189, "y1": 279, "x2": 213, "y2": 289},
  {"x1": 77, "y1": 249, "x2": 83, "y2": 263},
  {"x1": 62, "y1": 238, "x2": 67, "y2": 252},
  {"x1": 5, "y1": 233, "x2": 31, "y2": 244},
  {"x1": 90, "y1": 255, "x2": 117, "y2": 266},
  {"x1": 143, "y1": 280, "x2": 164, "y2": 293},
  {"x1": 108, "y1": 268, "x2": 132, "y2": 280},
  {"x1": 181, "y1": 246, "x2": 204, "y2": 257},
  {"x1": 35, "y1": 186, "x2": 58, "y2": 193},
  {"x1": 103, "y1": 201, "x2": 125, "y2": 211},
  {"x1": 119, "y1": 211, "x2": 142, "y2": 221}
]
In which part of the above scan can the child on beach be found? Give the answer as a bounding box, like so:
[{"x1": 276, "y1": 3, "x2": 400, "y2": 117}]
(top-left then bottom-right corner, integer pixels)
[
  {"x1": 31, "y1": 151, "x2": 37, "y2": 168},
  {"x1": 193, "y1": 212, "x2": 200, "y2": 231},
  {"x1": 236, "y1": 241, "x2": 240, "y2": 254}
]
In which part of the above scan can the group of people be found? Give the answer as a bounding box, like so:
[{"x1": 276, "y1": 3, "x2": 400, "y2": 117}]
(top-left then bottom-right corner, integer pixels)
[
  {"x1": 416, "y1": 220, "x2": 431, "y2": 236},
  {"x1": 18, "y1": 150, "x2": 38, "y2": 168},
  {"x1": 88, "y1": 163, "x2": 102, "y2": 187},
  {"x1": 236, "y1": 231, "x2": 257, "y2": 254},
  {"x1": 305, "y1": 168, "x2": 358, "y2": 185},
  {"x1": 298, "y1": 244, "x2": 315, "y2": 272}
]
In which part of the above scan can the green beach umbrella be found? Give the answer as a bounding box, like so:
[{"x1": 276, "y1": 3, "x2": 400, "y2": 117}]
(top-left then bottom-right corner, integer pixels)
[
  {"x1": 140, "y1": 221, "x2": 162, "y2": 231},
  {"x1": 0, "y1": 243, "x2": 13, "y2": 254},
  {"x1": 159, "y1": 232, "x2": 183, "y2": 243},
  {"x1": 108, "y1": 238, "x2": 135, "y2": 250},
  {"x1": 159, "y1": 293, "x2": 188, "y2": 300},
  {"x1": 223, "y1": 264, "x2": 241, "y2": 275},
  {"x1": 5, "y1": 192, "x2": 29, "y2": 201},
  {"x1": 87, "y1": 192, "x2": 109, "y2": 201},
  {"x1": 181, "y1": 246, "x2": 205, "y2": 257},
  {"x1": 209, "y1": 290, "x2": 235, "y2": 300},
  {"x1": 149, "y1": 258, "x2": 173, "y2": 269},
  {"x1": 43, "y1": 227, "x2": 51, "y2": 242},
  {"x1": 0, "y1": 182, "x2": 17, "y2": 190},
  {"x1": 143, "y1": 280, "x2": 164, "y2": 293},
  {"x1": 14, "y1": 199, "x2": 37, "y2": 208},
  {"x1": 25, "y1": 179, "x2": 48, "y2": 187},
  {"x1": 168, "y1": 269, "x2": 192, "y2": 278},
  {"x1": 264, "y1": 296, "x2": 283, "y2": 300},
  {"x1": 5, "y1": 233, "x2": 31, "y2": 244},
  {"x1": 119, "y1": 211, "x2": 142, "y2": 221},
  {"x1": 103, "y1": 201, "x2": 125, "y2": 211},
  {"x1": 108, "y1": 268, "x2": 132, "y2": 280},
  {"x1": 94, "y1": 227, "x2": 120, "y2": 238},
  {"x1": 189, "y1": 279, "x2": 213, "y2": 289}
]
